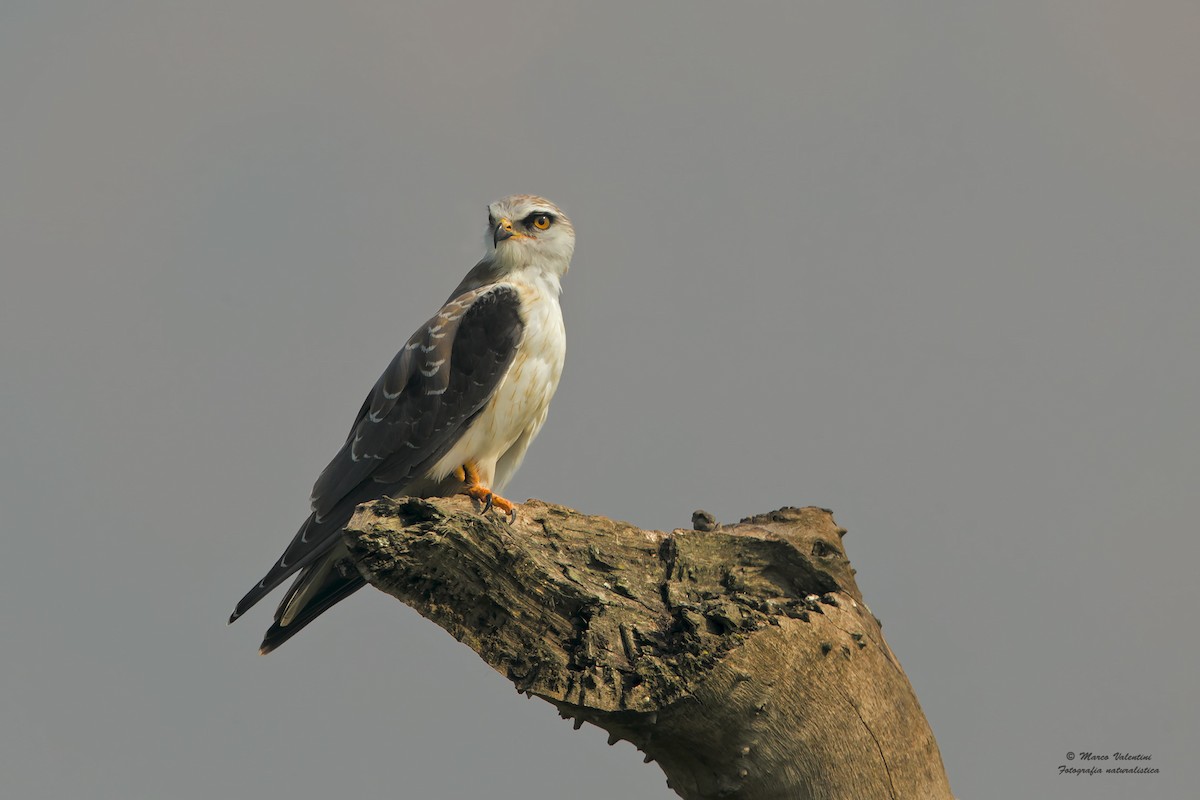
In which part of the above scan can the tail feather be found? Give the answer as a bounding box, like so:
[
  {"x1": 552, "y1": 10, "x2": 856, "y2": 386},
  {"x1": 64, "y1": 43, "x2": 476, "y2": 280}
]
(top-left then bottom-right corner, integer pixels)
[
  {"x1": 229, "y1": 513, "x2": 345, "y2": 624},
  {"x1": 262, "y1": 554, "x2": 369, "y2": 652},
  {"x1": 233, "y1": 475, "x2": 461, "y2": 650}
]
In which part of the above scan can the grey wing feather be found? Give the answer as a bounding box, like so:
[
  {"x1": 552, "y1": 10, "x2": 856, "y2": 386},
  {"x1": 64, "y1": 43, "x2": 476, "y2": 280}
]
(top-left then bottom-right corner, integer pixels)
[{"x1": 230, "y1": 285, "x2": 524, "y2": 623}]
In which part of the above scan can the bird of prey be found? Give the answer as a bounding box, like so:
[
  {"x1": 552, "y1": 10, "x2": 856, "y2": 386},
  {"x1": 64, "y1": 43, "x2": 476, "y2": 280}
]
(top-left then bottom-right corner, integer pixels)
[{"x1": 230, "y1": 195, "x2": 575, "y2": 653}]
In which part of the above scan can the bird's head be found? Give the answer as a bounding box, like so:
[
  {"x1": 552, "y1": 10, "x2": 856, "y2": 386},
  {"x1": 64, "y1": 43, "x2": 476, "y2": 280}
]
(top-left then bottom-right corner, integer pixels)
[{"x1": 484, "y1": 195, "x2": 575, "y2": 278}]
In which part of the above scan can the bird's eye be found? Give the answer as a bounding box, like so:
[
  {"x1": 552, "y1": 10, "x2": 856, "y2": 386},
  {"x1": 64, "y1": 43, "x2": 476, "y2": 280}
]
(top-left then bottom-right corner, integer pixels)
[{"x1": 531, "y1": 214, "x2": 552, "y2": 231}]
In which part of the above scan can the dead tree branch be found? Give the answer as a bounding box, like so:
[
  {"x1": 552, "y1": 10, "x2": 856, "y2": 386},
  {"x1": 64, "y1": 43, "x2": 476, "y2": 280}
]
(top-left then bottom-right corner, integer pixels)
[{"x1": 343, "y1": 496, "x2": 952, "y2": 800}]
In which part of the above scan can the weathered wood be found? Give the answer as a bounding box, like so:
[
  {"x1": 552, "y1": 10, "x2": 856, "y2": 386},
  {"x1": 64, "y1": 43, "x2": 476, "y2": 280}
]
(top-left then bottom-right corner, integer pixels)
[{"x1": 343, "y1": 496, "x2": 952, "y2": 800}]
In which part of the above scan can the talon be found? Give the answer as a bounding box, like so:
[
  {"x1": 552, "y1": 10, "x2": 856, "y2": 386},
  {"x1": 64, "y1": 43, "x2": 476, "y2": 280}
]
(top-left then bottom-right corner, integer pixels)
[{"x1": 459, "y1": 461, "x2": 517, "y2": 520}]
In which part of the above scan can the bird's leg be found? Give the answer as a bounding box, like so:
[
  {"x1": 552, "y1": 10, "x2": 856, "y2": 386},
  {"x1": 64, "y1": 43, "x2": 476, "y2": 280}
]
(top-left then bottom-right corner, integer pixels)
[{"x1": 458, "y1": 461, "x2": 517, "y2": 522}]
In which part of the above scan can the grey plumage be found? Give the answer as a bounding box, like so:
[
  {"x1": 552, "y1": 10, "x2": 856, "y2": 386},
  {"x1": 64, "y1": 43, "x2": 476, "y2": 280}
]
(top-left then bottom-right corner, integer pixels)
[
  {"x1": 230, "y1": 194, "x2": 574, "y2": 654},
  {"x1": 231, "y1": 286, "x2": 524, "y2": 652}
]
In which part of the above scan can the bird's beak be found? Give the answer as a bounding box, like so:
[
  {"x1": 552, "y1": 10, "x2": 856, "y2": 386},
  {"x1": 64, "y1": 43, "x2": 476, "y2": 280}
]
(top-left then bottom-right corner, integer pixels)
[
  {"x1": 494, "y1": 217, "x2": 530, "y2": 246},
  {"x1": 494, "y1": 218, "x2": 516, "y2": 246}
]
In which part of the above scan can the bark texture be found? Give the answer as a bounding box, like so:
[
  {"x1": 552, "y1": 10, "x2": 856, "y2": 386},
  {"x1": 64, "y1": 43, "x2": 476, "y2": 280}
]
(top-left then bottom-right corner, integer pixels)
[{"x1": 343, "y1": 496, "x2": 952, "y2": 800}]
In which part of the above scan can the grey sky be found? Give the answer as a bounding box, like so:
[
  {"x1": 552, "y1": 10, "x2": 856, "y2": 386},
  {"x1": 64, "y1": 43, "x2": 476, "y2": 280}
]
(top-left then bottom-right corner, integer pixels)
[{"x1": 2, "y1": 3, "x2": 1197, "y2": 798}]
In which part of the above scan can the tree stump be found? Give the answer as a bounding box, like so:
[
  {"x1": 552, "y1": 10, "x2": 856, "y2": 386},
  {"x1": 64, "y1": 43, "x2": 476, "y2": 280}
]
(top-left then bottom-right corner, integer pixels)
[{"x1": 343, "y1": 496, "x2": 952, "y2": 800}]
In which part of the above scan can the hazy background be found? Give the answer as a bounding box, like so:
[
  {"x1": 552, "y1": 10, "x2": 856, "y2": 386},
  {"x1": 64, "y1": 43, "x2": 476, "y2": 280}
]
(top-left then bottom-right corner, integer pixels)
[{"x1": 2, "y1": 3, "x2": 1197, "y2": 798}]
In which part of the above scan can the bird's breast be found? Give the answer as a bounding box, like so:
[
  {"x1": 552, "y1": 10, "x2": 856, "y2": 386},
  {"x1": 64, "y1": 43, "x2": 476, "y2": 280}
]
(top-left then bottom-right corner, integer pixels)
[
  {"x1": 431, "y1": 279, "x2": 565, "y2": 488},
  {"x1": 483, "y1": 282, "x2": 565, "y2": 441}
]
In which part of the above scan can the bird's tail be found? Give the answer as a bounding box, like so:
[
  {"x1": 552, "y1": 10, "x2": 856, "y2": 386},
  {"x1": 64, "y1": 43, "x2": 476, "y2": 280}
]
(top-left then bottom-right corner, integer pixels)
[{"x1": 257, "y1": 543, "x2": 366, "y2": 654}]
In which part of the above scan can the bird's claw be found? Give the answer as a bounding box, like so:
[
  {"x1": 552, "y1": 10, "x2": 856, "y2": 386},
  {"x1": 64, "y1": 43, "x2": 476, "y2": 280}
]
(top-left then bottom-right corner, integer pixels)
[
  {"x1": 462, "y1": 474, "x2": 517, "y2": 523},
  {"x1": 477, "y1": 491, "x2": 516, "y2": 522}
]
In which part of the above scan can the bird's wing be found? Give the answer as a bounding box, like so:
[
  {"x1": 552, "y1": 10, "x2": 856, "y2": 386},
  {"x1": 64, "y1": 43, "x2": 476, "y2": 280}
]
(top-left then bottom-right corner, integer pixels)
[{"x1": 230, "y1": 284, "x2": 524, "y2": 621}]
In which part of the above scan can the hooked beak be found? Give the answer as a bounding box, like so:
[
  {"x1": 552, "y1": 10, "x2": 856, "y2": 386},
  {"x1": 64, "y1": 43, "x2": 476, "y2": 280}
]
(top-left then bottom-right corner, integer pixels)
[
  {"x1": 494, "y1": 217, "x2": 532, "y2": 246},
  {"x1": 494, "y1": 218, "x2": 516, "y2": 246}
]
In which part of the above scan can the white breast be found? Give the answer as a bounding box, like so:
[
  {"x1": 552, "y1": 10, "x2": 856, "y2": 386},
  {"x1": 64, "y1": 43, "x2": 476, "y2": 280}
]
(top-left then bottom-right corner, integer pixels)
[{"x1": 430, "y1": 276, "x2": 565, "y2": 492}]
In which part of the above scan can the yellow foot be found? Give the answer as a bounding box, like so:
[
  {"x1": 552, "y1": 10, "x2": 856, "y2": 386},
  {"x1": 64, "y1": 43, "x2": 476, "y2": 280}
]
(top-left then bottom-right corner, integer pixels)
[{"x1": 458, "y1": 462, "x2": 517, "y2": 522}]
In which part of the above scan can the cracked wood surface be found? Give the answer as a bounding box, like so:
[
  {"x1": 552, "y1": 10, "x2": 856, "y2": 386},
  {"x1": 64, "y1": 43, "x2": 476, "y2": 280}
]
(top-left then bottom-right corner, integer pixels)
[{"x1": 344, "y1": 496, "x2": 952, "y2": 800}]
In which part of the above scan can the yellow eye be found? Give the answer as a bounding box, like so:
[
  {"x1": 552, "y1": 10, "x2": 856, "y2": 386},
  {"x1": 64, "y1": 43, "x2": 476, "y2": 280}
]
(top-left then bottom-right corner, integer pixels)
[{"x1": 532, "y1": 214, "x2": 551, "y2": 230}]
